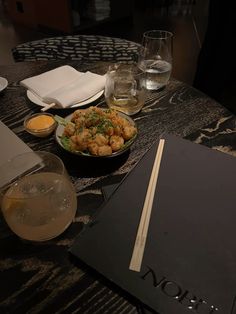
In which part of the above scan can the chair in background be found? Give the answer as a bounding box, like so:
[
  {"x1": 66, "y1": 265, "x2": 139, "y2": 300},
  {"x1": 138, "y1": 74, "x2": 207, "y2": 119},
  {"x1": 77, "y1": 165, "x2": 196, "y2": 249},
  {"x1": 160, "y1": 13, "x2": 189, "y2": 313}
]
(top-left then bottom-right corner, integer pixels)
[{"x1": 12, "y1": 34, "x2": 141, "y2": 63}]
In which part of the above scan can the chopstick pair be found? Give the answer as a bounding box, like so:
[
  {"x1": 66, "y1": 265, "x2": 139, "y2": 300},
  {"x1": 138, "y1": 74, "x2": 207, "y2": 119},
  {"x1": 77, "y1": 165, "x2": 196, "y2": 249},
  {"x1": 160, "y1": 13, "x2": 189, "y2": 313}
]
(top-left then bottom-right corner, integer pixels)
[{"x1": 129, "y1": 139, "x2": 165, "y2": 272}]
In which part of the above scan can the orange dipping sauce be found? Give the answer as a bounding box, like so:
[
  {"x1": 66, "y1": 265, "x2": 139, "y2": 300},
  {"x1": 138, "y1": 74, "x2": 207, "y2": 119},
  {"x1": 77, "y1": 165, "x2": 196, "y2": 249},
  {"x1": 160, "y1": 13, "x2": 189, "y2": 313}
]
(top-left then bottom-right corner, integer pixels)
[{"x1": 27, "y1": 114, "x2": 55, "y2": 130}]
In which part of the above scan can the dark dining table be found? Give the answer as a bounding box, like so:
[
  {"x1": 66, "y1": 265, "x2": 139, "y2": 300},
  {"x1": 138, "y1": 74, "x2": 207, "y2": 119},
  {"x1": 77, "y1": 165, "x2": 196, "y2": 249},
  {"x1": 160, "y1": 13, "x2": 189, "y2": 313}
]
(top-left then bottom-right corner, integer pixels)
[{"x1": 0, "y1": 60, "x2": 236, "y2": 314}]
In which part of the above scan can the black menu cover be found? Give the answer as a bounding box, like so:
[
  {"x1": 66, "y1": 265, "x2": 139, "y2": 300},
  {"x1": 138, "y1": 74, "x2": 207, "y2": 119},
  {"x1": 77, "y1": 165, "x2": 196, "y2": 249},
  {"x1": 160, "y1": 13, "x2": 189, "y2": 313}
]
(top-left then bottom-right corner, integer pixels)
[{"x1": 70, "y1": 134, "x2": 236, "y2": 314}]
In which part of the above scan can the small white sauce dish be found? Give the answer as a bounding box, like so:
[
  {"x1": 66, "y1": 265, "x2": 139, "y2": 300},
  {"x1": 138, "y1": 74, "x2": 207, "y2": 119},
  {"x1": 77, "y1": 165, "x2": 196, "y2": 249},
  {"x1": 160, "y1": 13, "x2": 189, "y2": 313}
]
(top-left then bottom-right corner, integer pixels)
[{"x1": 0, "y1": 77, "x2": 8, "y2": 92}]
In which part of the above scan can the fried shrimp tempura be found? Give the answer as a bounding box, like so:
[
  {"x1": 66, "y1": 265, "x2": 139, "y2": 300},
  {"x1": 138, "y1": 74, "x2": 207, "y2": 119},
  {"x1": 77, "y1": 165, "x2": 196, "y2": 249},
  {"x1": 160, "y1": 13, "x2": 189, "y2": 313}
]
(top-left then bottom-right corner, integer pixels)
[{"x1": 62, "y1": 106, "x2": 137, "y2": 156}]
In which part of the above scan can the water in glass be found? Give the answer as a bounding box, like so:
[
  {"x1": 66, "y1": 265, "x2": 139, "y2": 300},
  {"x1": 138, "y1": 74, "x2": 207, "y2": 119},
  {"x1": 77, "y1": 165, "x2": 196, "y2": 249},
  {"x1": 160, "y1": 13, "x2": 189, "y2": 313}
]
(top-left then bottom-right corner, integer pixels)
[{"x1": 139, "y1": 59, "x2": 172, "y2": 90}]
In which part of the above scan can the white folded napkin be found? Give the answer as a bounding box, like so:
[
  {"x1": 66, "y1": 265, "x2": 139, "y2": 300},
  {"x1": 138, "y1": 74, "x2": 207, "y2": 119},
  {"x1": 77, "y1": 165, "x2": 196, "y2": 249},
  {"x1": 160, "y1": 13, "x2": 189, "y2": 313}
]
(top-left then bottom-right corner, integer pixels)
[{"x1": 20, "y1": 65, "x2": 106, "y2": 108}]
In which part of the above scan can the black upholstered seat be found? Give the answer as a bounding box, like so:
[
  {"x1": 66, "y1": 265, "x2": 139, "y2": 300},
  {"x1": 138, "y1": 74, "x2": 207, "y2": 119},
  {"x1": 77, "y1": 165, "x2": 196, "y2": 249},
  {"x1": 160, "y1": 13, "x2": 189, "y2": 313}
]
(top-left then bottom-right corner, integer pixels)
[{"x1": 12, "y1": 35, "x2": 141, "y2": 63}]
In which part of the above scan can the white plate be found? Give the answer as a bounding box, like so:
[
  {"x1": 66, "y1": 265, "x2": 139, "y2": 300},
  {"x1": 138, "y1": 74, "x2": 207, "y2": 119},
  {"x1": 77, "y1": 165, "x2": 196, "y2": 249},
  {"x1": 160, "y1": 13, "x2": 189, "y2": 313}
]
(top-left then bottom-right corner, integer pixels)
[
  {"x1": 27, "y1": 89, "x2": 104, "y2": 109},
  {"x1": 0, "y1": 77, "x2": 8, "y2": 92}
]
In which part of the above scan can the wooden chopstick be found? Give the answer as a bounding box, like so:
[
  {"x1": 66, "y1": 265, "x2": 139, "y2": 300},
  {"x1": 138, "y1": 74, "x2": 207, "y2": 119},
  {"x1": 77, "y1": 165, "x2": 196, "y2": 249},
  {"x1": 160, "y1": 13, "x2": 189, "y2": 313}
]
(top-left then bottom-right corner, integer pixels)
[
  {"x1": 129, "y1": 139, "x2": 165, "y2": 272},
  {"x1": 41, "y1": 103, "x2": 56, "y2": 112}
]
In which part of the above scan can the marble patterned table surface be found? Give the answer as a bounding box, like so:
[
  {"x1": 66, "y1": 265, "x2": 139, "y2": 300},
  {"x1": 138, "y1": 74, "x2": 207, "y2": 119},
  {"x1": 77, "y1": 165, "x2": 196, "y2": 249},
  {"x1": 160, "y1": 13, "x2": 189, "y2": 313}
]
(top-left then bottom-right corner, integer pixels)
[{"x1": 0, "y1": 61, "x2": 235, "y2": 314}]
